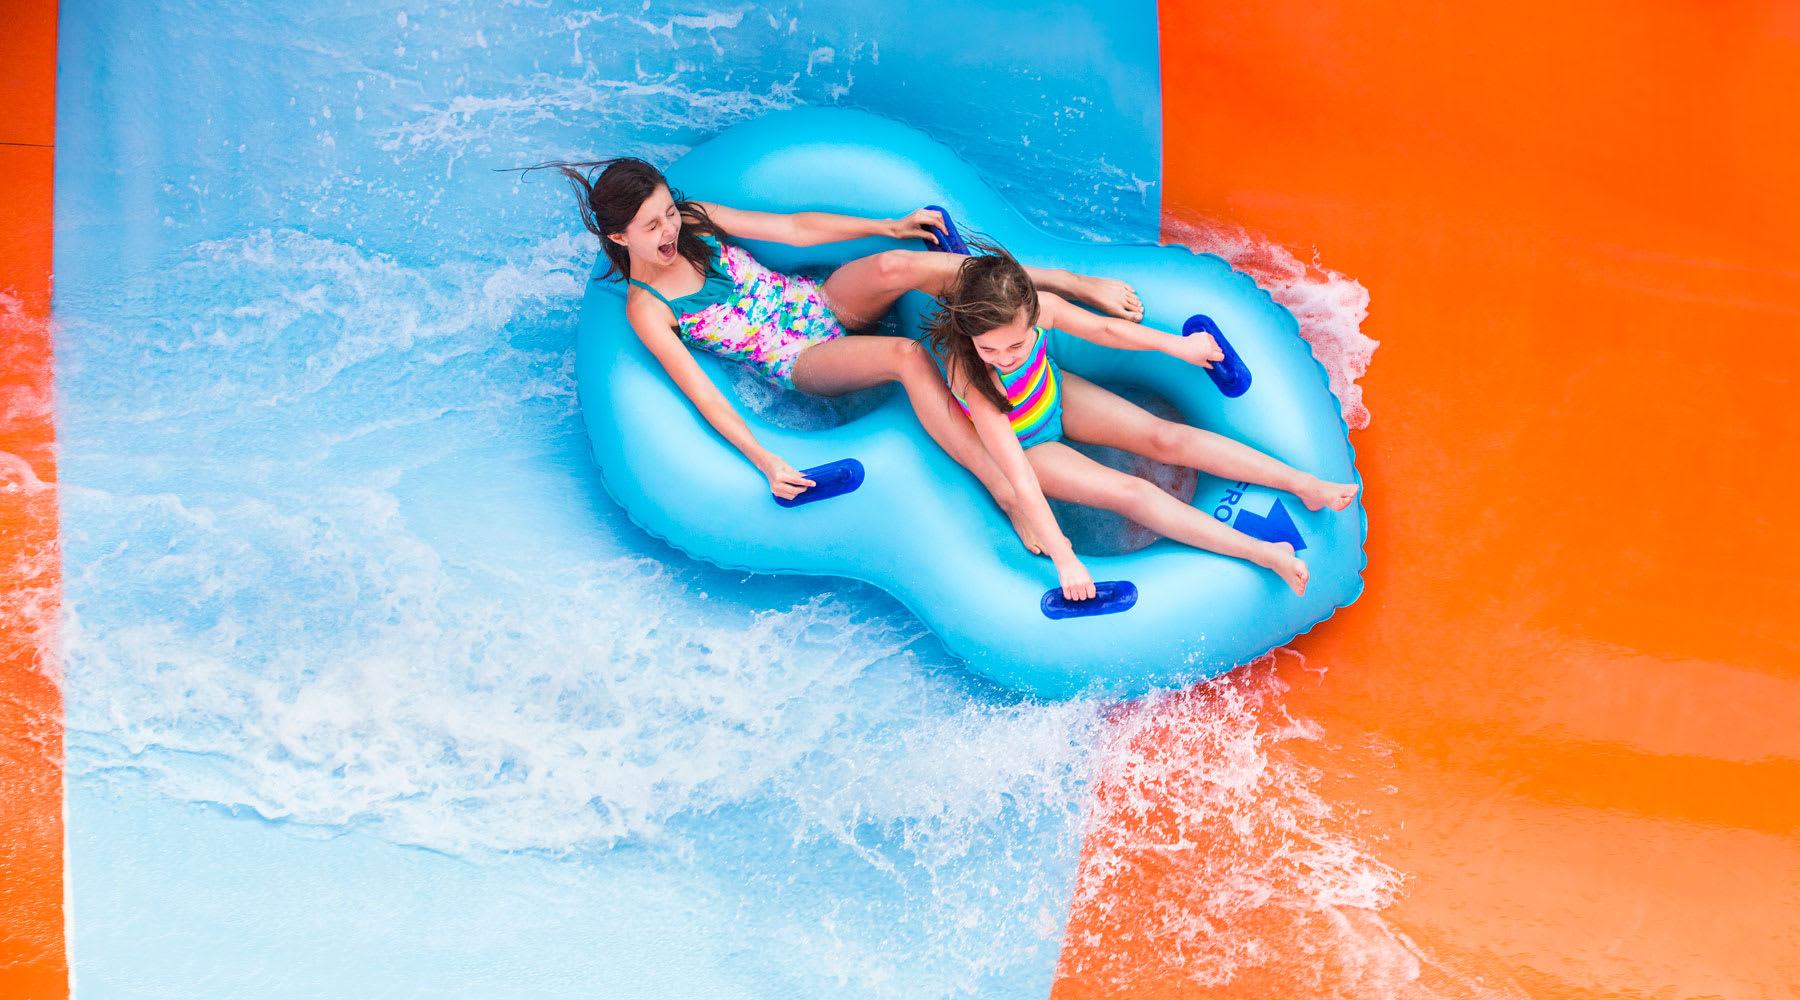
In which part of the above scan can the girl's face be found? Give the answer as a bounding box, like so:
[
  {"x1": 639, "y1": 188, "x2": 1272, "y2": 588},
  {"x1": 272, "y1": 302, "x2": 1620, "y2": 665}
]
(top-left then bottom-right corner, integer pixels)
[
  {"x1": 607, "y1": 184, "x2": 682, "y2": 267},
  {"x1": 969, "y1": 309, "x2": 1035, "y2": 371}
]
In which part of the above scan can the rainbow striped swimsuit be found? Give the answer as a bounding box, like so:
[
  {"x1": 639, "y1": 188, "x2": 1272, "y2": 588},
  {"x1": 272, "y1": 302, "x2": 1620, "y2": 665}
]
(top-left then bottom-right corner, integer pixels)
[{"x1": 957, "y1": 325, "x2": 1065, "y2": 448}]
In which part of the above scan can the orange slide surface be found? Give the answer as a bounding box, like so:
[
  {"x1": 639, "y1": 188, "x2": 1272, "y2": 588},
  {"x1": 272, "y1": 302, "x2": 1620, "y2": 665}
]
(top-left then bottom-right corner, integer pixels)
[
  {"x1": 0, "y1": 0, "x2": 65, "y2": 998},
  {"x1": 1056, "y1": 2, "x2": 1800, "y2": 997}
]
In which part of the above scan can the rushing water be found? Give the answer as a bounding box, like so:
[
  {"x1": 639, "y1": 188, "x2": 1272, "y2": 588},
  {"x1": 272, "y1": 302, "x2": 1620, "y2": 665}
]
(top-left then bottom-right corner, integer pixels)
[{"x1": 54, "y1": 2, "x2": 1385, "y2": 996}]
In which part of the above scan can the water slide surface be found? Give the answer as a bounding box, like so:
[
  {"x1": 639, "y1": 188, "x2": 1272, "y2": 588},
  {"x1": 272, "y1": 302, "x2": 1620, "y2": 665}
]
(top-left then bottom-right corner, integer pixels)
[{"x1": 4, "y1": 2, "x2": 1798, "y2": 998}]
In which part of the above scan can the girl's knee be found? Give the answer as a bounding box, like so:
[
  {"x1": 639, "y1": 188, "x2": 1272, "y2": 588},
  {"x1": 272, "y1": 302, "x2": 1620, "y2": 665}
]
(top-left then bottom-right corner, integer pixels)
[
  {"x1": 890, "y1": 337, "x2": 938, "y2": 378},
  {"x1": 874, "y1": 249, "x2": 922, "y2": 287},
  {"x1": 1147, "y1": 420, "x2": 1191, "y2": 459},
  {"x1": 1106, "y1": 474, "x2": 1164, "y2": 515},
  {"x1": 1116, "y1": 474, "x2": 1159, "y2": 514}
]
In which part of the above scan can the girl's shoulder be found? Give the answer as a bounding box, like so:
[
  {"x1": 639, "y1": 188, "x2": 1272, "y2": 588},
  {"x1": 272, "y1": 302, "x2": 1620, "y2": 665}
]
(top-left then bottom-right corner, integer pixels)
[
  {"x1": 622, "y1": 284, "x2": 673, "y2": 331},
  {"x1": 944, "y1": 351, "x2": 990, "y2": 398}
]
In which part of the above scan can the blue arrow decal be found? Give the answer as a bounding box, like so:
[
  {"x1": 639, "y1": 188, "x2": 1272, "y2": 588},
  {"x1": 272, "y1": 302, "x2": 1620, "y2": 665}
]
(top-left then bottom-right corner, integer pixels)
[{"x1": 1234, "y1": 498, "x2": 1307, "y2": 551}]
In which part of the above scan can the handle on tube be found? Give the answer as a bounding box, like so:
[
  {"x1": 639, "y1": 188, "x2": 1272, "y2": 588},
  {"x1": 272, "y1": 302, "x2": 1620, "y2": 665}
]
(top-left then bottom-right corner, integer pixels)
[
  {"x1": 1184, "y1": 314, "x2": 1252, "y2": 398},
  {"x1": 773, "y1": 458, "x2": 866, "y2": 508},
  {"x1": 1041, "y1": 580, "x2": 1139, "y2": 620}
]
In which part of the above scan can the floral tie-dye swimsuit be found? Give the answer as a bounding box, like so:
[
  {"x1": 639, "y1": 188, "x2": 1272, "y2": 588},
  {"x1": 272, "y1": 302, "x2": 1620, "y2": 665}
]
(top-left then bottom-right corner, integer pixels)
[{"x1": 626, "y1": 232, "x2": 846, "y2": 389}]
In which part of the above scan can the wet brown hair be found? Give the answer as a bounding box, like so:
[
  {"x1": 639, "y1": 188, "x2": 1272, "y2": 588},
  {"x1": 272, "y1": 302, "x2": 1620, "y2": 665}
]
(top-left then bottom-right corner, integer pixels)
[
  {"x1": 925, "y1": 237, "x2": 1040, "y2": 412},
  {"x1": 514, "y1": 157, "x2": 722, "y2": 283}
]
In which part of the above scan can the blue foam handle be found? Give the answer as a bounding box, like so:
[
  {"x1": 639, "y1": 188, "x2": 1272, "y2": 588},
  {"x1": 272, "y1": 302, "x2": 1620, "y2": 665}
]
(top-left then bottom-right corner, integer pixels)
[
  {"x1": 1041, "y1": 580, "x2": 1139, "y2": 620},
  {"x1": 1183, "y1": 314, "x2": 1252, "y2": 398},
  {"x1": 922, "y1": 204, "x2": 972, "y2": 255},
  {"x1": 772, "y1": 458, "x2": 865, "y2": 508}
]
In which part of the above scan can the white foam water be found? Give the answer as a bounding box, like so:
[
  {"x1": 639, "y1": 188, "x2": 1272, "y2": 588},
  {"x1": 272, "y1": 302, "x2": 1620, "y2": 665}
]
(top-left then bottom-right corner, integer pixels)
[
  {"x1": 55, "y1": 225, "x2": 1101, "y2": 993},
  {"x1": 1165, "y1": 217, "x2": 1379, "y2": 429},
  {"x1": 1063, "y1": 655, "x2": 1421, "y2": 996},
  {"x1": 1, "y1": 290, "x2": 60, "y2": 692}
]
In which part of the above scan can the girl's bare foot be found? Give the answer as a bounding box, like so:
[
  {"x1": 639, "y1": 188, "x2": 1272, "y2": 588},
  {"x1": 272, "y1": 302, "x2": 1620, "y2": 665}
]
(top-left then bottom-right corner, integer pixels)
[
  {"x1": 1259, "y1": 541, "x2": 1309, "y2": 596},
  {"x1": 1296, "y1": 475, "x2": 1360, "y2": 512},
  {"x1": 1079, "y1": 275, "x2": 1144, "y2": 321}
]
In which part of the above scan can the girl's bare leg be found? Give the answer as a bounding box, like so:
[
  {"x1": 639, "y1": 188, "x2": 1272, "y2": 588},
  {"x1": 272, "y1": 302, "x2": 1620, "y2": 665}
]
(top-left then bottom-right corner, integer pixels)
[
  {"x1": 790, "y1": 335, "x2": 1042, "y2": 552},
  {"x1": 1058, "y1": 373, "x2": 1359, "y2": 511},
  {"x1": 819, "y1": 250, "x2": 1141, "y2": 330},
  {"x1": 1025, "y1": 441, "x2": 1309, "y2": 595},
  {"x1": 1038, "y1": 271, "x2": 1141, "y2": 322}
]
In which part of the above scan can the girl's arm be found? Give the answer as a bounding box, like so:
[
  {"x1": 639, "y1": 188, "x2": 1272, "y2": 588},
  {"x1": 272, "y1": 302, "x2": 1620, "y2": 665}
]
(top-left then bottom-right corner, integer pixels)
[
  {"x1": 952, "y1": 363, "x2": 1096, "y2": 601},
  {"x1": 1036, "y1": 291, "x2": 1225, "y2": 370},
  {"x1": 700, "y1": 203, "x2": 1142, "y2": 318},
  {"x1": 694, "y1": 201, "x2": 945, "y2": 248},
  {"x1": 625, "y1": 294, "x2": 816, "y2": 500}
]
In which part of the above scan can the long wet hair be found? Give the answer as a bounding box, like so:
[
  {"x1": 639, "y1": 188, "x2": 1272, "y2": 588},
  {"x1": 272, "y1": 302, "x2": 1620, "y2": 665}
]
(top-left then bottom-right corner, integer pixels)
[
  {"x1": 925, "y1": 237, "x2": 1041, "y2": 413},
  {"x1": 514, "y1": 157, "x2": 722, "y2": 283}
]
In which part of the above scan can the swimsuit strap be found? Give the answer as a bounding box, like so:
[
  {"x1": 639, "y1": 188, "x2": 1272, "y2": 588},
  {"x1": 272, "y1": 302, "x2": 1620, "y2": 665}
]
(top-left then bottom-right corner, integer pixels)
[
  {"x1": 626, "y1": 276, "x2": 678, "y2": 313},
  {"x1": 628, "y1": 233, "x2": 730, "y2": 316}
]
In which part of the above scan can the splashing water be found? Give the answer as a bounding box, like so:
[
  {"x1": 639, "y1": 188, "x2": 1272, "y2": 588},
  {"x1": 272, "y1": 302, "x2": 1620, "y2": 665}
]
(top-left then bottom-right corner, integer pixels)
[
  {"x1": 1167, "y1": 217, "x2": 1379, "y2": 430},
  {"x1": 1061, "y1": 655, "x2": 1418, "y2": 997},
  {"x1": 56, "y1": 221, "x2": 1112, "y2": 993},
  {"x1": 3, "y1": 288, "x2": 59, "y2": 678}
]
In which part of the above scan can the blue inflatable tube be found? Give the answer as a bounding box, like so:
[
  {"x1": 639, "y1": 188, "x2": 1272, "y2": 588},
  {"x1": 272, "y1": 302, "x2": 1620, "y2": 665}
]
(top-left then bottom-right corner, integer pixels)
[{"x1": 575, "y1": 109, "x2": 1366, "y2": 700}]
